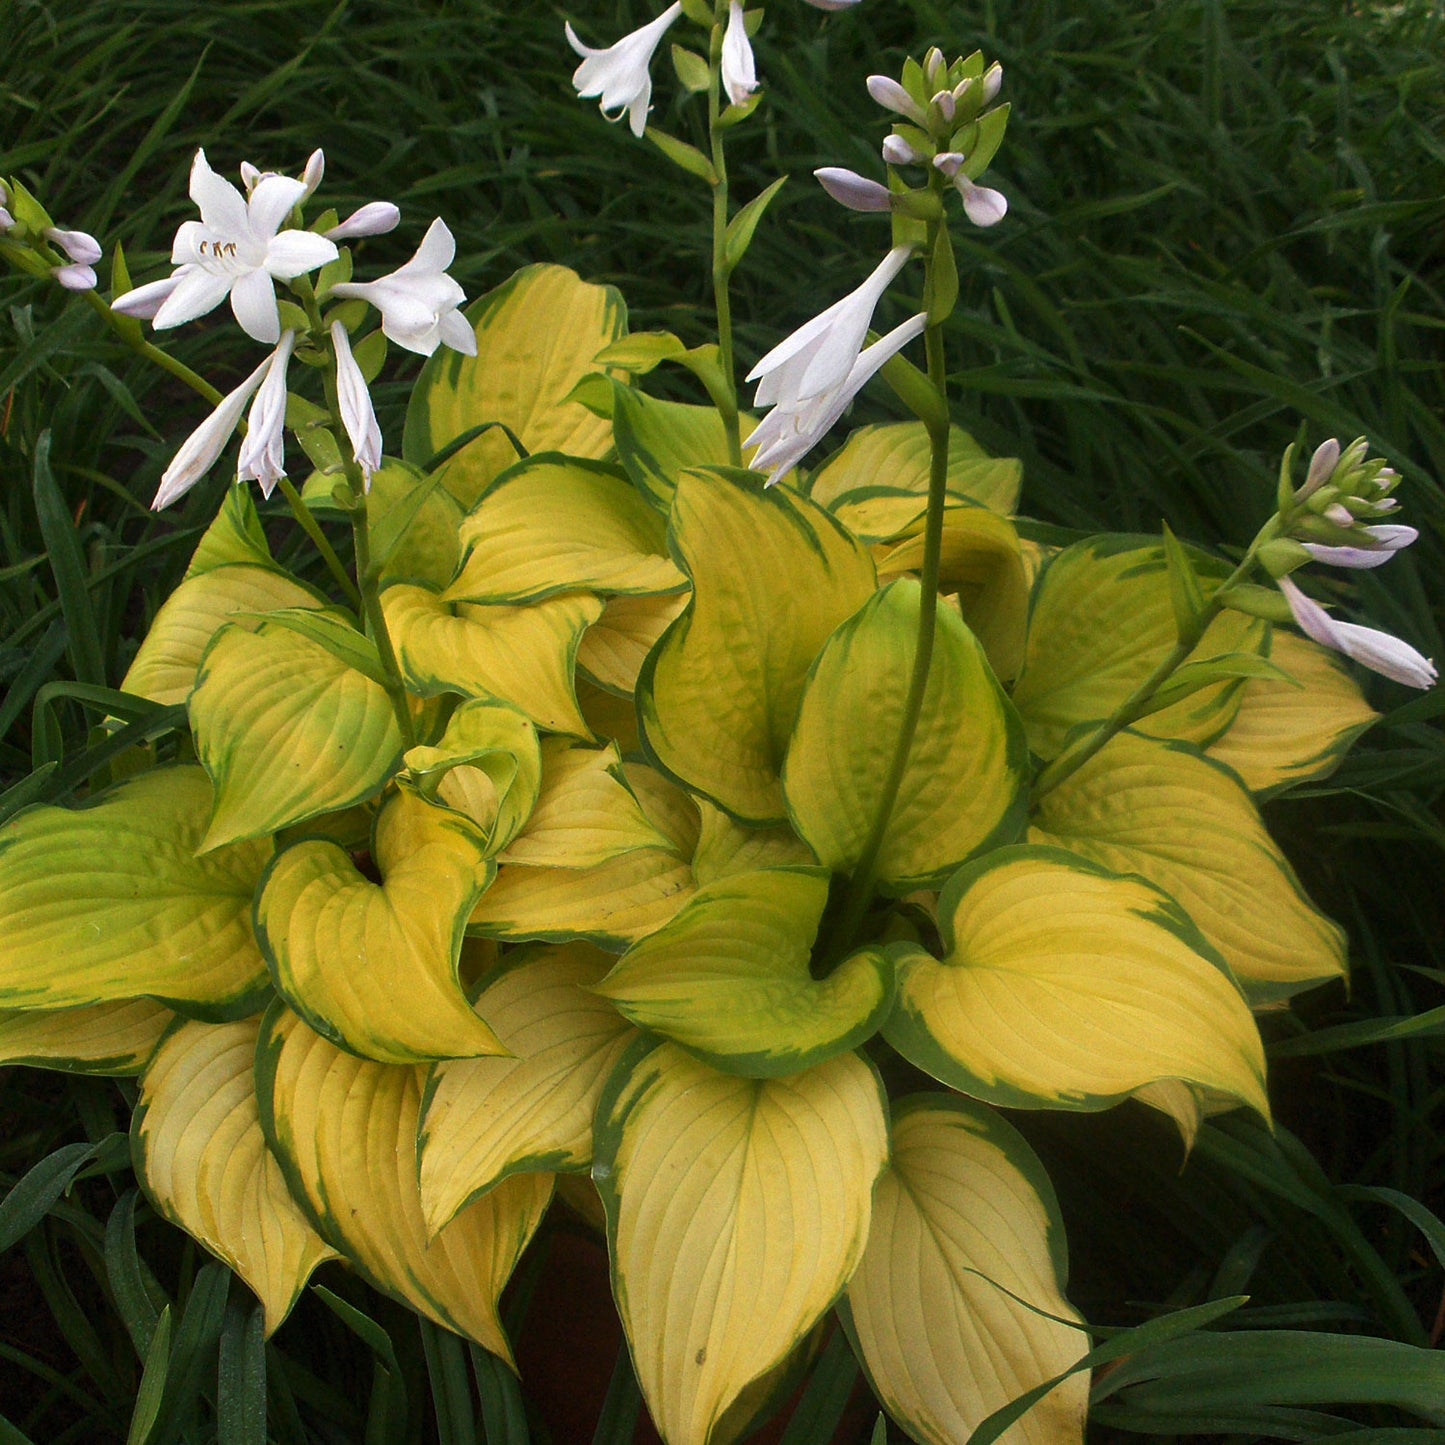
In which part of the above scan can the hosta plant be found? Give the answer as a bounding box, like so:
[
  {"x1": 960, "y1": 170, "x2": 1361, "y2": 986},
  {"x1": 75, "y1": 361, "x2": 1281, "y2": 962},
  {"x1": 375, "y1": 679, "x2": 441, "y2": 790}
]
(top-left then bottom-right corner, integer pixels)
[{"x1": 0, "y1": 5, "x2": 1436, "y2": 1443}]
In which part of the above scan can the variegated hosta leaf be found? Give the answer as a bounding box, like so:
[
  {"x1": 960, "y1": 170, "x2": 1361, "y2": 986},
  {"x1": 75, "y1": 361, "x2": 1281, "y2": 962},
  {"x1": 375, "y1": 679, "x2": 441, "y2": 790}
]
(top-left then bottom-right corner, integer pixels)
[
  {"x1": 256, "y1": 788, "x2": 504, "y2": 1065},
  {"x1": 844, "y1": 1095, "x2": 1089, "y2": 1445},
  {"x1": 873, "y1": 506, "x2": 1030, "y2": 682},
  {"x1": 446, "y1": 457, "x2": 685, "y2": 604},
  {"x1": 402, "y1": 263, "x2": 626, "y2": 507},
  {"x1": 691, "y1": 800, "x2": 815, "y2": 885},
  {"x1": 1030, "y1": 732, "x2": 1347, "y2": 1000},
  {"x1": 419, "y1": 943, "x2": 634, "y2": 1233},
  {"x1": 257, "y1": 1005, "x2": 552, "y2": 1361},
  {"x1": 640, "y1": 468, "x2": 876, "y2": 823},
  {"x1": 809, "y1": 421, "x2": 1022, "y2": 521},
  {"x1": 0, "y1": 767, "x2": 271, "y2": 1017},
  {"x1": 383, "y1": 581, "x2": 602, "y2": 738},
  {"x1": 404, "y1": 698, "x2": 541, "y2": 856},
  {"x1": 784, "y1": 579, "x2": 1029, "y2": 890},
  {"x1": 186, "y1": 484, "x2": 275, "y2": 576},
  {"x1": 884, "y1": 846, "x2": 1270, "y2": 1115},
  {"x1": 499, "y1": 738, "x2": 672, "y2": 869},
  {"x1": 1011, "y1": 538, "x2": 1265, "y2": 760},
  {"x1": 593, "y1": 1040, "x2": 889, "y2": 1445},
  {"x1": 577, "y1": 591, "x2": 691, "y2": 695},
  {"x1": 122, "y1": 564, "x2": 326, "y2": 707},
  {"x1": 612, "y1": 384, "x2": 757, "y2": 509},
  {"x1": 1206, "y1": 630, "x2": 1376, "y2": 796},
  {"x1": 471, "y1": 764, "x2": 699, "y2": 948},
  {"x1": 190, "y1": 615, "x2": 404, "y2": 849},
  {"x1": 133, "y1": 1018, "x2": 339, "y2": 1335},
  {"x1": 0, "y1": 999, "x2": 173, "y2": 1076},
  {"x1": 594, "y1": 868, "x2": 893, "y2": 1076}
]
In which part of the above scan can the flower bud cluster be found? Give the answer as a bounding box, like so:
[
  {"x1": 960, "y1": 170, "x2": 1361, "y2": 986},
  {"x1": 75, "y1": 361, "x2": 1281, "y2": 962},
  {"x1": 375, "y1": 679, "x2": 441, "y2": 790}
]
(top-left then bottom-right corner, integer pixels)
[{"x1": 0, "y1": 177, "x2": 104, "y2": 291}]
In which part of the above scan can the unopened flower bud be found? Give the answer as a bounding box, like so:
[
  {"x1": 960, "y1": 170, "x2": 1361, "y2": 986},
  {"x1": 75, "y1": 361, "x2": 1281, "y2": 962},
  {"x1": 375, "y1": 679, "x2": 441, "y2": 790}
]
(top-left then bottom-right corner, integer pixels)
[
  {"x1": 932, "y1": 150, "x2": 965, "y2": 178},
  {"x1": 924, "y1": 47, "x2": 946, "y2": 87},
  {"x1": 814, "y1": 167, "x2": 893, "y2": 212},
  {"x1": 300, "y1": 149, "x2": 325, "y2": 201},
  {"x1": 1323, "y1": 502, "x2": 1355, "y2": 528},
  {"x1": 239, "y1": 161, "x2": 263, "y2": 192},
  {"x1": 980, "y1": 62, "x2": 1003, "y2": 104},
  {"x1": 43, "y1": 226, "x2": 102, "y2": 266},
  {"x1": 53, "y1": 263, "x2": 98, "y2": 291},
  {"x1": 867, "y1": 75, "x2": 927, "y2": 125},
  {"x1": 0, "y1": 182, "x2": 14, "y2": 233},
  {"x1": 326, "y1": 202, "x2": 402, "y2": 241},
  {"x1": 882, "y1": 135, "x2": 921, "y2": 166},
  {"x1": 1300, "y1": 437, "x2": 1340, "y2": 497},
  {"x1": 931, "y1": 89, "x2": 956, "y2": 123}
]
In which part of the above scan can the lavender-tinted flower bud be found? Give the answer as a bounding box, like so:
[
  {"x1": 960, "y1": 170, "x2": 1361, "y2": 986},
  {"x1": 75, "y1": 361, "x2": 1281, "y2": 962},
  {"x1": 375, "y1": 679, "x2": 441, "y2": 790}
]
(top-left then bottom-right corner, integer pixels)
[
  {"x1": 1298, "y1": 437, "x2": 1340, "y2": 499},
  {"x1": 326, "y1": 202, "x2": 402, "y2": 241},
  {"x1": 814, "y1": 167, "x2": 893, "y2": 212},
  {"x1": 882, "y1": 135, "x2": 921, "y2": 166},
  {"x1": 300, "y1": 149, "x2": 325, "y2": 201},
  {"x1": 53, "y1": 264, "x2": 98, "y2": 291},
  {"x1": 867, "y1": 75, "x2": 927, "y2": 124},
  {"x1": 932, "y1": 151, "x2": 965, "y2": 178},
  {"x1": 980, "y1": 62, "x2": 1003, "y2": 103},
  {"x1": 44, "y1": 227, "x2": 102, "y2": 266},
  {"x1": 1323, "y1": 502, "x2": 1355, "y2": 528},
  {"x1": 931, "y1": 89, "x2": 956, "y2": 123},
  {"x1": 923, "y1": 47, "x2": 946, "y2": 87}
]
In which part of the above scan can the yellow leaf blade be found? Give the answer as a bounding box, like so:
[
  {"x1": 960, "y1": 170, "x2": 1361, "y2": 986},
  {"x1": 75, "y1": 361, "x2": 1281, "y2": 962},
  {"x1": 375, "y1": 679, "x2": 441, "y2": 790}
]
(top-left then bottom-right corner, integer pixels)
[
  {"x1": 0, "y1": 999, "x2": 174, "y2": 1076},
  {"x1": 845, "y1": 1096, "x2": 1089, "y2": 1445},
  {"x1": 577, "y1": 590, "x2": 690, "y2": 695},
  {"x1": 594, "y1": 1041, "x2": 889, "y2": 1445},
  {"x1": 134, "y1": 1018, "x2": 339, "y2": 1336}
]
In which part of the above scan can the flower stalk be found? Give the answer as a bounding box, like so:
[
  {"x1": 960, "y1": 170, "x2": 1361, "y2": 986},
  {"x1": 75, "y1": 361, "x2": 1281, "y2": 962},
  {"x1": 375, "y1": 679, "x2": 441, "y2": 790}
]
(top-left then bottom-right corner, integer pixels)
[{"x1": 708, "y1": 0, "x2": 742, "y2": 465}]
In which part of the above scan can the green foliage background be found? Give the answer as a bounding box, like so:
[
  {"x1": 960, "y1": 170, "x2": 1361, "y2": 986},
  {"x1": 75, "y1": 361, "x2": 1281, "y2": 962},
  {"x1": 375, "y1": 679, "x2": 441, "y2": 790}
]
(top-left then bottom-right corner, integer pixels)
[{"x1": 1, "y1": 0, "x2": 1442, "y2": 1440}]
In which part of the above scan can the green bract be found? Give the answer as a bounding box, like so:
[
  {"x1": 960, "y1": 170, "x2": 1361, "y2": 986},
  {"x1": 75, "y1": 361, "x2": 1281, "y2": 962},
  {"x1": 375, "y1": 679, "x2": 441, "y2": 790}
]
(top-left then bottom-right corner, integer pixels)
[{"x1": 0, "y1": 256, "x2": 1386, "y2": 1445}]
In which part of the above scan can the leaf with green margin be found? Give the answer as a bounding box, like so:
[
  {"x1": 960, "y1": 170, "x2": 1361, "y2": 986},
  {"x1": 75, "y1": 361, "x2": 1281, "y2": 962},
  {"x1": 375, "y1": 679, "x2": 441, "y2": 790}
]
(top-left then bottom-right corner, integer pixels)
[
  {"x1": 1010, "y1": 538, "x2": 1266, "y2": 760},
  {"x1": 843, "y1": 1095, "x2": 1089, "y2": 1445},
  {"x1": 1030, "y1": 732, "x2": 1347, "y2": 1001},
  {"x1": 883, "y1": 845, "x2": 1270, "y2": 1116},
  {"x1": 0, "y1": 767, "x2": 271, "y2": 1017},
  {"x1": 419, "y1": 943, "x2": 635, "y2": 1234},
  {"x1": 499, "y1": 738, "x2": 672, "y2": 869},
  {"x1": 302, "y1": 461, "x2": 463, "y2": 589},
  {"x1": 132, "y1": 1017, "x2": 339, "y2": 1336},
  {"x1": 611, "y1": 384, "x2": 758, "y2": 510},
  {"x1": 255, "y1": 1003, "x2": 552, "y2": 1362},
  {"x1": 383, "y1": 581, "x2": 602, "y2": 736},
  {"x1": 809, "y1": 423, "x2": 1021, "y2": 519},
  {"x1": 640, "y1": 468, "x2": 876, "y2": 823},
  {"x1": 191, "y1": 617, "x2": 405, "y2": 849},
  {"x1": 446, "y1": 456, "x2": 685, "y2": 605},
  {"x1": 784, "y1": 579, "x2": 1028, "y2": 890},
  {"x1": 592, "y1": 1038, "x2": 889, "y2": 1445},
  {"x1": 122, "y1": 566, "x2": 329, "y2": 707},
  {"x1": 595, "y1": 332, "x2": 686, "y2": 373},
  {"x1": 256, "y1": 788, "x2": 505, "y2": 1065},
  {"x1": 403, "y1": 264, "x2": 626, "y2": 507},
  {"x1": 873, "y1": 506, "x2": 1030, "y2": 682},
  {"x1": 405, "y1": 698, "x2": 541, "y2": 856},
  {"x1": 691, "y1": 800, "x2": 815, "y2": 885},
  {"x1": 185, "y1": 486, "x2": 274, "y2": 577},
  {"x1": 0, "y1": 999, "x2": 173, "y2": 1076},
  {"x1": 594, "y1": 868, "x2": 894, "y2": 1077},
  {"x1": 1206, "y1": 631, "x2": 1376, "y2": 796},
  {"x1": 578, "y1": 591, "x2": 690, "y2": 695}
]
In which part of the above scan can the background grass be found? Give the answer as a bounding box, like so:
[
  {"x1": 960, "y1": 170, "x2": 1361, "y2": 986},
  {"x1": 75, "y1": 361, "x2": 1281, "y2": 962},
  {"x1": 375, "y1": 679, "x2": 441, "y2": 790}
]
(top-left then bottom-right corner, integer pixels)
[{"x1": 2, "y1": 0, "x2": 1443, "y2": 1440}]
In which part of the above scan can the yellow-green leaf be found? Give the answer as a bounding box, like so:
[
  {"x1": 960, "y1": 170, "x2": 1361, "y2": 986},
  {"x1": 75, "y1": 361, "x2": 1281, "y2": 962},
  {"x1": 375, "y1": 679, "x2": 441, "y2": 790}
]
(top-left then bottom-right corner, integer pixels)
[
  {"x1": 593, "y1": 1040, "x2": 889, "y2": 1445},
  {"x1": 0, "y1": 999, "x2": 173, "y2": 1076},
  {"x1": 0, "y1": 768, "x2": 271, "y2": 1016},
  {"x1": 577, "y1": 591, "x2": 690, "y2": 695},
  {"x1": 384, "y1": 581, "x2": 603, "y2": 736},
  {"x1": 784, "y1": 579, "x2": 1029, "y2": 889},
  {"x1": 403, "y1": 264, "x2": 626, "y2": 507},
  {"x1": 446, "y1": 457, "x2": 685, "y2": 605},
  {"x1": 640, "y1": 469, "x2": 876, "y2": 823},
  {"x1": 499, "y1": 738, "x2": 673, "y2": 869},
  {"x1": 405, "y1": 698, "x2": 541, "y2": 856},
  {"x1": 844, "y1": 1095, "x2": 1089, "y2": 1445},
  {"x1": 419, "y1": 943, "x2": 634, "y2": 1233},
  {"x1": 1030, "y1": 732, "x2": 1348, "y2": 1000},
  {"x1": 873, "y1": 506, "x2": 1030, "y2": 682},
  {"x1": 612, "y1": 384, "x2": 757, "y2": 509},
  {"x1": 122, "y1": 564, "x2": 327, "y2": 707},
  {"x1": 257, "y1": 1004, "x2": 551, "y2": 1361},
  {"x1": 256, "y1": 788, "x2": 505, "y2": 1065},
  {"x1": 691, "y1": 800, "x2": 815, "y2": 885},
  {"x1": 595, "y1": 868, "x2": 893, "y2": 1076},
  {"x1": 884, "y1": 846, "x2": 1270, "y2": 1115},
  {"x1": 191, "y1": 615, "x2": 404, "y2": 849},
  {"x1": 1011, "y1": 538, "x2": 1265, "y2": 760},
  {"x1": 810, "y1": 422, "x2": 1022, "y2": 521},
  {"x1": 1206, "y1": 631, "x2": 1377, "y2": 795},
  {"x1": 185, "y1": 485, "x2": 274, "y2": 577},
  {"x1": 133, "y1": 1018, "x2": 339, "y2": 1335}
]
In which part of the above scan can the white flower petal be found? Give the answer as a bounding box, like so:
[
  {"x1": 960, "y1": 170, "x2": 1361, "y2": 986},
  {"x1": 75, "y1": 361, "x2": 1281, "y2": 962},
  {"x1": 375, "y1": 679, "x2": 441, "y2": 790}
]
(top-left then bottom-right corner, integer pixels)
[
  {"x1": 229, "y1": 267, "x2": 281, "y2": 344},
  {"x1": 237, "y1": 331, "x2": 296, "y2": 496},
  {"x1": 151, "y1": 267, "x2": 233, "y2": 330},
  {"x1": 152, "y1": 350, "x2": 273, "y2": 509},
  {"x1": 247, "y1": 174, "x2": 308, "y2": 242},
  {"x1": 331, "y1": 322, "x2": 383, "y2": 486},
  {"x1": 112, "y1": 274, "x2": 186, "y2": 320},
  {"x1": 188, "y1": 149, "x2": 250, "y2": 237},
  {"x1": 439, "y1": 308, "x2": 478, "y2": 356},
  {"x1": 722, "y1": 1, "x2": 759, "y2": 108},
  {"x1": 263, "y1": 228, "x2": 340, "y2": 279}
]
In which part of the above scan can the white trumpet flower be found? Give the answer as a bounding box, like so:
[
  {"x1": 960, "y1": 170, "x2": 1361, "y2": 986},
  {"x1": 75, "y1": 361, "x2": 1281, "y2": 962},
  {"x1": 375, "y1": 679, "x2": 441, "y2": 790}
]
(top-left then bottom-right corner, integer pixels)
[
  {"x1": 1277, "y1": 576, "x2": 1436, "y2": 690},
  {"x1": 722, "y1": 2, "x2": 760, "y2": 107},
  {"x1": 565, "y1": 3, "x2": 684, "y2": 139},
  {"x1": 329, "y1": 218, "x2": 476, "y2": 357},
  {"x1": 332, "y1": 322, "x2": 383, "y2": 486},
  {"x1": 236, "y1": 329, "x2": 296, "y2": 496}
]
